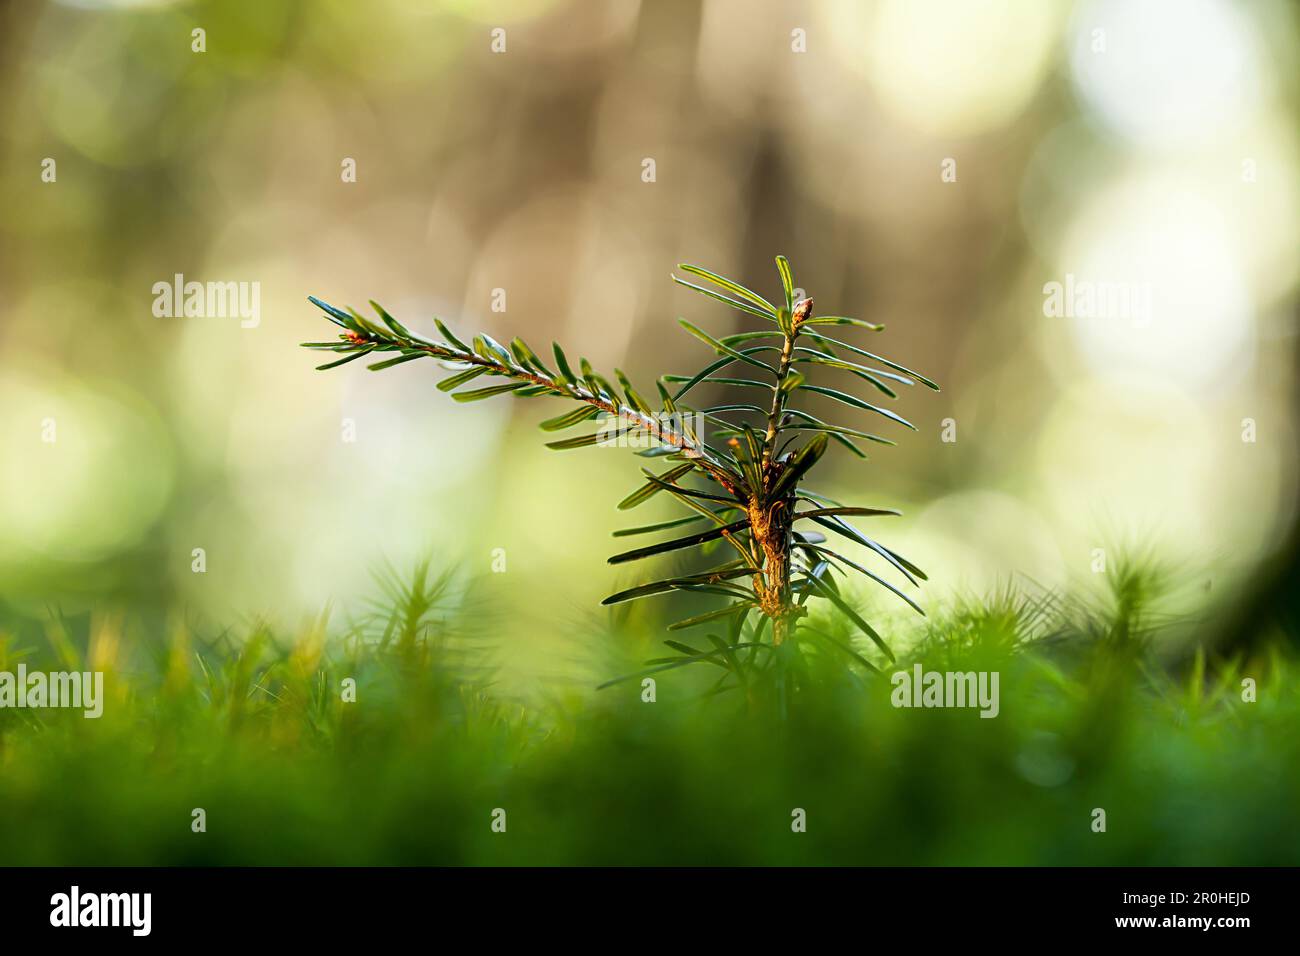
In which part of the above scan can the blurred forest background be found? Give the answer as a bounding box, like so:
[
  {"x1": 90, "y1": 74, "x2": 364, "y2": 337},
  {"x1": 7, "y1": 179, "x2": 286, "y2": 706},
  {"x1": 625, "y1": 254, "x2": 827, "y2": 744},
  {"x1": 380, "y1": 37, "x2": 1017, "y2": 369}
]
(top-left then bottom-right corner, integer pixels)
[{"x1": 1, "y1": 0, "x2": 1298, "y2": 702}]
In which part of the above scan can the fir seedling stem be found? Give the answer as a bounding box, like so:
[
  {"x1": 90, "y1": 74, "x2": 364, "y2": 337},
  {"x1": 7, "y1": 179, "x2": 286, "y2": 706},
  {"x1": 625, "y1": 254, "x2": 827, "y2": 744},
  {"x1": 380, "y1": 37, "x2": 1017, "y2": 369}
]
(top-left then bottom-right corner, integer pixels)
[{"x1": 754, "y1": 297, "x2": 813, "y2": 644}]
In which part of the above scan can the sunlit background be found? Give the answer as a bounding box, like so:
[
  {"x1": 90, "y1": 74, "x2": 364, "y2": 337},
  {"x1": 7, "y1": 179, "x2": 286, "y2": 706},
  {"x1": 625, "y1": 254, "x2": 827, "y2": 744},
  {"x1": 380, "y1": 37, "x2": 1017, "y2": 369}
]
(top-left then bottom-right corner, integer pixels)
[{"x1": 2, "y1": 0, "x2": 1297, "y2": 697}]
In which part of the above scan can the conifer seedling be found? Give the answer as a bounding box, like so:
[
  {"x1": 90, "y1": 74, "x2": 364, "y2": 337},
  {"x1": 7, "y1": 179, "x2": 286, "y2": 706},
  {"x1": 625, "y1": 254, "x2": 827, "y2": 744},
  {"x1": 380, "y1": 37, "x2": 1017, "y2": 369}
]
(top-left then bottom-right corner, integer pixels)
[{"x1": 303, "y1": 257, "x2": 938, "y2": 693}]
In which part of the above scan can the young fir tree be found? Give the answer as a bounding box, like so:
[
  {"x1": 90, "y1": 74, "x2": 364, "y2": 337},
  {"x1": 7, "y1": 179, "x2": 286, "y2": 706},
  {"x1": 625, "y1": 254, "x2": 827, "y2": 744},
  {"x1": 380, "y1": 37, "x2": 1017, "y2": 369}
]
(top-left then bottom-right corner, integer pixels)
[{"x1": 303, "y1": 257, "x2": 937, "y2": 693}]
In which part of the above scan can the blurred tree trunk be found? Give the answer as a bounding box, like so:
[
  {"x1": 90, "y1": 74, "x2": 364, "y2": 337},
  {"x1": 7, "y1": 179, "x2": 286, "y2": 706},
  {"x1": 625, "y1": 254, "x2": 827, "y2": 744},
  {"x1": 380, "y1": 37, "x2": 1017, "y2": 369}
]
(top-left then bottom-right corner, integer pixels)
[
  {"x1": 1218, "y1": 327, "x2": 1300, "y2": 654},
  {"x1": 1223, "y1": 525, "x2": 1300, "y2": 653}
]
